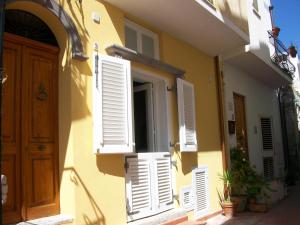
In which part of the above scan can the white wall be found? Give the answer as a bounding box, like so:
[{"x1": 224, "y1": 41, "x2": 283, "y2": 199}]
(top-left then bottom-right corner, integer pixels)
[
  {"x1": 247, "y1": 0, "x2": 276, "y2": 60},
  {"x1": 223, "y1": 63, "x2": 285, "y2": 178}
]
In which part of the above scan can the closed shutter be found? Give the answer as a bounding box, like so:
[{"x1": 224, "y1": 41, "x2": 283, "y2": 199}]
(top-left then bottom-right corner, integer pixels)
[
  {"x1": 93, "y1": 54, "x2": 133, "y2": 153},
  {"x1": 177, "y1": 78, "x2": 197, "y2": 152},
  {"x1": 260, "y1": 117, "x2": 273, "y2": 152},
  {"x1": 125, "y1": 156, "x2": 153, "y2": 221},
  {"x1": 263, "y1": 157, "x2": 274, "y2": 180},
  {"x1": 180, "y1": 186, "x2": 193, "y2": 211},
  {"x1": 153, "y1": 153, "x2": 173, "y2": 212},
  {"x1": 193, "y1": 167, "x2": 209, "y2": 219}
]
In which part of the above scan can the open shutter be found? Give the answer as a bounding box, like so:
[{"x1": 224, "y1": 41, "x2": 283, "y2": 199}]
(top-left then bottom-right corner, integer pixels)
[
  {"x1": 125, "y1": 156, "x2": 153, "y2": 221},
  {"x1": 154, "y1": 80, "x2": 169, "y2": 152},
  {"x1": 93, "y1": 54, "x2": 133, "y2": 153},
  {"x1": 193, "y1": 167, "x2": 209, "y2": 219},
  {"x1": 153, "y1": 153, "x2": 173, "y2": 212},
  {"x1": 177, "y1": 78, "x2": 197, "y2": 152}
]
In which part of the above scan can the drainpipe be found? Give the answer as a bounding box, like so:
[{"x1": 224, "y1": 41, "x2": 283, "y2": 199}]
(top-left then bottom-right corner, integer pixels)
[
  {"x1": 278, "y1": 88, "x2": 289, "y2": 172},
  {"x1": 214, "y1": 56, "x2": 228, "y2": 170},
  {"x1": 269, "y1": 5, "x2": 275, "y2": 29},
  {"x1": 0, "y1": 0, "x2": 6, "y2": 224}
]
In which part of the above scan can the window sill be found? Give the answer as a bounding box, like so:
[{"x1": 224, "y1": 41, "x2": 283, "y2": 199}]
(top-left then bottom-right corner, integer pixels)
[{"x1": 106, "y1": 45, "x2": 185, "y2": 78}]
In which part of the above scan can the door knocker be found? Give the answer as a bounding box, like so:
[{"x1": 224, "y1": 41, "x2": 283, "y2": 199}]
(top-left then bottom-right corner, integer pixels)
[{"x1": 36, "y1": 83, "x2": 48, "y2": 101}]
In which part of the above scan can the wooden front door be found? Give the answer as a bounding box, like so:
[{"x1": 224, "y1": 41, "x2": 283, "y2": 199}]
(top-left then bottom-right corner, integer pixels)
[
  {"x1": 2, "y1": 33, "x2": 59, "y2": 224},
  {"x1": 233, "y1": 93, "x2": 249, "y2": 157}
]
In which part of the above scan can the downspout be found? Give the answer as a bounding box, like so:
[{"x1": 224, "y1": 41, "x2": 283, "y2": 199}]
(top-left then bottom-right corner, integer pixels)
[
  {"x1": 214, "y1": 56, "x2": 227, "y2": 170},
  {"x1": 278, "y1": 88, "x2": 289, "y2": 173},
  {"x1": 0, "y1": 0, "x2": 6, "y2": 223}
]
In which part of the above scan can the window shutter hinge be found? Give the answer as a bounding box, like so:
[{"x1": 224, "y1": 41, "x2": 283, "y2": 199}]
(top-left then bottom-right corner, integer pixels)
[{"x1": 167, "y1": 84, "x2": 177, "y2": 92}]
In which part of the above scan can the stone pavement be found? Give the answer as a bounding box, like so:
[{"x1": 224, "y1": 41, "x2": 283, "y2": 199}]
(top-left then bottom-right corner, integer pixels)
[{"x1": 205, "y1": 183, "x2": 300, "y2": 225}]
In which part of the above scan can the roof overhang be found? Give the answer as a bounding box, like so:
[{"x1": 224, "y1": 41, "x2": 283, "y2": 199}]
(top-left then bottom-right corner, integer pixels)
[
  {"x1": 104, "y1": 0, "x2": 249, "y2": 56},
  {"x1": 224, "y1": 45, "x2": 293, "y2": 88}
]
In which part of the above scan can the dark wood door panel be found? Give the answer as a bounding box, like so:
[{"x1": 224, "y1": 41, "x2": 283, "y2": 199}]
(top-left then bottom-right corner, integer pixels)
[
  {"x1": 22, "y1": 45, "x2": 59, "y2": 220},
  {"x1": 2, "y1": 40, "x2": 22, "y2": 224},
  {"x1": 2, "y1": 34, "x2": 59, "y2": 223}
]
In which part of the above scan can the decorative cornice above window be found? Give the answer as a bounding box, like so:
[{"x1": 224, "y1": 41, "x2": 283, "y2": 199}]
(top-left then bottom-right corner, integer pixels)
[{"x1": 106, "y1": 44, "x2": 185, "y2": 78}]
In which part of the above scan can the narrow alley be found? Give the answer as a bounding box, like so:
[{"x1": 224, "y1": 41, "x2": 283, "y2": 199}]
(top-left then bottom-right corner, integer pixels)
[{"x1": 207, "y1": 183, "x2": 300, "y2": 225}]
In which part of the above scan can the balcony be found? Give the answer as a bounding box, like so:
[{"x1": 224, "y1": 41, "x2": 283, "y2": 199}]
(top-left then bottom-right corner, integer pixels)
[
  {"x1": 103, "y1": 0, "x2": 249, "y2": 56},
  {"x1": 268, "y1": 30, "x2": 295, "y2": 79}
]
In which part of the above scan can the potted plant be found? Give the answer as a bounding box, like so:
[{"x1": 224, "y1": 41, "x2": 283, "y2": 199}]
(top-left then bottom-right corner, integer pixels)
[
  {"x1": 218, "y1": 170, "x2": 238, "y2": 218},
  {"x1": 288, "y1": 43, "x2": 297, "y2": 58},
  {"x1": 245, "y1": 170, "x2": 274, "y2": 213},
  {"x1": 230, "y1": 147, "x2": 249, "y2": 212},
  {"x1": 272, "y1": 26, "x2": 280, "y2": 38}
]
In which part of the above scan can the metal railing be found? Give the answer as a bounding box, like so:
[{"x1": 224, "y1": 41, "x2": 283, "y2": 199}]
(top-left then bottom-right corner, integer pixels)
[{"x1": 268, "y1": 30, "x2": 295, "y2": 79}]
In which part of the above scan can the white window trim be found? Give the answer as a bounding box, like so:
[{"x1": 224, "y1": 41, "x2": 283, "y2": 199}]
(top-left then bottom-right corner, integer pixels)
[
  {"x1": 132, "y1": 68, "x2": 170, "y2": 153},
  {"x1": 125, "y1": 19, "x2": 160, "y2": 60}
]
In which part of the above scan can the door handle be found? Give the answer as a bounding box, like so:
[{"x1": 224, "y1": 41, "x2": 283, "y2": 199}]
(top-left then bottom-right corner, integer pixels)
[{"x1": 38, "y1": 144, "x2": 46, "y2": 151}]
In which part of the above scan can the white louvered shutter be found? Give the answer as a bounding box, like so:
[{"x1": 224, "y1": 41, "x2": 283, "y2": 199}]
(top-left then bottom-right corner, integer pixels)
[
  {"x1": 153, "y1": 153, "x2": 173, "y2": 212},
  {"x1": 154, "y1": 80, "x2": 169, "y2": 152},
  {"x1": 193, "y1": 167, "x2": 209, "y2": 219},
  {"x1": 93, "y1": 54, "x2": 133, "y2": 153},
  {"x1": 177, "y1": 78, "x2": 197, "y2": 152},
  {"x1": 125, "y1": 156, "x2": 153, "y2": 221}
]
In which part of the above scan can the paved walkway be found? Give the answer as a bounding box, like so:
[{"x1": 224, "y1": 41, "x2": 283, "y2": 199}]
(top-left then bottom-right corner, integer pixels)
[{"x1": 206, "y1": 183, "x2": 300, "y2": 225}]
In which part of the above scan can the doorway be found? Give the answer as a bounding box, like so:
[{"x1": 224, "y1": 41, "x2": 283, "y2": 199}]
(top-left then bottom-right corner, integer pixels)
[
  {"x1": 2, "y1": 10, "x2": 59, "y2": 224},
  {"x1": 233, "y1": 93, "x2": 249, "y2": 158}
]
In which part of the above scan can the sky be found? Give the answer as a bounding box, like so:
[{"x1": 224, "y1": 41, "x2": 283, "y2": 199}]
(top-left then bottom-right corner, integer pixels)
[{"x1": 271, "y1": 0, "x2": 300, "y2": 50}]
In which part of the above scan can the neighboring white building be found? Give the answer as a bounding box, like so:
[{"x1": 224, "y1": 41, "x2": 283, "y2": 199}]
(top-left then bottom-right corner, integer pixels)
[{"x1": 222, "y1": 0, "x2": 296, "y2": 202}]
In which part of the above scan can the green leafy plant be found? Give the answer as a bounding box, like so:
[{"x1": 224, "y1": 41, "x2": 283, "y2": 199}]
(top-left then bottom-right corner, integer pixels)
[
  {"x1": 218, "y1": 170, "x2": 234, "y2": 203},
  {"x1": 230, "y1": 147, "x2": 275, "y2": 202}
]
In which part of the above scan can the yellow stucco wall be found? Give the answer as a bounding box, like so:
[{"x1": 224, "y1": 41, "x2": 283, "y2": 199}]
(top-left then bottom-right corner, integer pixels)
[{"x1": 6, "y1": 1, "x2": 228, "y2": 224}]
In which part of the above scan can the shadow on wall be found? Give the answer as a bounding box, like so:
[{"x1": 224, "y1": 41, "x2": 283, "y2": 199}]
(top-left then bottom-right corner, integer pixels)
[
  {"x1": 96, "y1": 154, "x2": 125, "y2": 177},
  {"x1": 64, "y1": 167, "x2": 106, "y2": 225},
  {"x1": 218, "y1": 0, "x2": 249, "y2": 34}
]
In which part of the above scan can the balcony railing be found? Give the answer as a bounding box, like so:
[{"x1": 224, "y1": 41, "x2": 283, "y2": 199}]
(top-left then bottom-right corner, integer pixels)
[{"x1": 268, "y1": 30, "x2": 295, "y2": 79}]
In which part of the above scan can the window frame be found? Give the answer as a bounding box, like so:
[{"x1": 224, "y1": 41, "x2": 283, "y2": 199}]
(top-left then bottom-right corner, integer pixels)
[
  {"x1": 125, "y1": 19, "x2": 160, "y2": 60},
  {"x1": 132, "y1": 69, "x2": 170, "y2": 153}
]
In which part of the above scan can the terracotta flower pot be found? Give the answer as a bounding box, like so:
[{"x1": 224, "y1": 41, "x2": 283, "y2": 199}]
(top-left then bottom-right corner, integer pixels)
[
  {"x1": 231, "y1": 195, "x2": 247, "y2": 212},
  {"x1": 221, "y1": 202, "x2": 238, "y2": 218},
  {"x1": 272, "y1": 27, "x2": 280, "y2": 38},
  {"x1": 288, "y1": 46, "x2": 297, "y2": 58}
]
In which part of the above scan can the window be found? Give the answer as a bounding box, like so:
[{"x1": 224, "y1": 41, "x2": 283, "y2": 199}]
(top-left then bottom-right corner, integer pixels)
[
  {"x1": 253, "y1": 0, "x2": 259, "y2": 13},
  {"x1": 260, "y1": 117, "x2": 273, "y2": 152},
  {"x1": 125, "y1": 20, "x2": 159, "y2": 59},
  {"x1": 260, "y1": 117, "x2": 274, "y2": 180},
  {"x1": 263, "y1": 157, "x2": 274, "y2": 180},
  {"x1": 93, "y1": 54, "x2": 198, "y2": 221}
]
